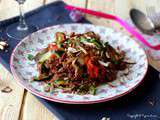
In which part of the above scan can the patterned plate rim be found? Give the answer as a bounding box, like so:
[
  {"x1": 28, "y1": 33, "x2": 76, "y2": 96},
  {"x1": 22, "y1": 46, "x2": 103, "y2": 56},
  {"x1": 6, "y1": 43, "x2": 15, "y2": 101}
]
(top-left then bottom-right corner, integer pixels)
[{"x1": 10, "y1": 23, "x2": 148, "y2": 104}]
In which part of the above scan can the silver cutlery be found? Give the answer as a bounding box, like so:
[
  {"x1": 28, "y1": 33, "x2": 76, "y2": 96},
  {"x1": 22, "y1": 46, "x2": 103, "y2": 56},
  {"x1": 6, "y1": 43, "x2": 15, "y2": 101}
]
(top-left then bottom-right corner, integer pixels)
[{"x1": 130, "y1": 8, "x2": 160, "y2": 35}]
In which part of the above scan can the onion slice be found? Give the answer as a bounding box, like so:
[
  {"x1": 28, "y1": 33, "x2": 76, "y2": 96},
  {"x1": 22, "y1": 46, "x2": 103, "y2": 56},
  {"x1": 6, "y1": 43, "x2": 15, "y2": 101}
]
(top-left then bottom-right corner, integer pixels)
[
  {"x1": 78, "y1": 46, "x2": 87, "y2": 54},
  {"x1": 99, "y1": 60, "x2": 110, "y2": 67}
]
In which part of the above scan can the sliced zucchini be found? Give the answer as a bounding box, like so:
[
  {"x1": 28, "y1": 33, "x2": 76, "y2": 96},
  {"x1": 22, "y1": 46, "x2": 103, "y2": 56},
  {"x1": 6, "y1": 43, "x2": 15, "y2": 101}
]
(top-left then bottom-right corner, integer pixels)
[
  {"x1": 33, "y1": 74, "x2": 53, "y2": 81},
  {"x1": 38, "y1": 51, "x2": 52, "y2": 63}
]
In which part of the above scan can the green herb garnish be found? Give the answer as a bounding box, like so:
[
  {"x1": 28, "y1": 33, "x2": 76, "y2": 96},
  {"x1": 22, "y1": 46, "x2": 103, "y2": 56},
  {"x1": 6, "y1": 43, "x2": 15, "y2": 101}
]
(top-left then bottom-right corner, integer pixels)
[
  {"x1": 27, "y1": 54, "x2": 34, "y2": 61},
  {"x1": 89, "y1": 85, "x2": 96, "y2": 95}
]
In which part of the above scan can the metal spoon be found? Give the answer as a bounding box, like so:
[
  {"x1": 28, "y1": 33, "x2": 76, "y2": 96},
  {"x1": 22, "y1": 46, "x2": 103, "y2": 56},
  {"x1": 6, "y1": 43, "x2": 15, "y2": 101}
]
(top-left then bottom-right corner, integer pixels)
[{"x1": 130, "y1": 8, "x2": 158, "y2": 35}]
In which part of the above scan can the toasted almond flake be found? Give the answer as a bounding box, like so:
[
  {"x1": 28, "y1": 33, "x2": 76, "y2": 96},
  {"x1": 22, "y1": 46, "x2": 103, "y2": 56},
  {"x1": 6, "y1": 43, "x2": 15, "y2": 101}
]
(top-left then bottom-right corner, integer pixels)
[
  {"x1": 86, "y1": 36, "x2": 91, "y2": 39},
  {"x1": 1, "y1": 86, "x2": 12, "y2": 93},
  {"x1": 68, "y1": 47, "x2": 77, "y2": 53},
  {"x1": 44, "y1": 85, "x2": 50, "y2": 92},
  {"x1": 64, "y1": 77, "x2": 68, "y2": 80},
  {"x1": 0, "y1": 41, "x2": 7, "y2": 46},
  {"x1": 124, "y1": 59, "x2": 135, "y2": 64},
  {"x1": 101, "y1": 117, "x2": 110, "y2": 120},
  {"x1": 105, "y1": 52, "x2": 110, "y2": 58},
  {"x1": 78, "y1": 46, "x2": 87, "y2": 54},
  {"x1": 123, "y1": 68, "x2": 129, "y2": 75},
  {"x1": 78, "y1": 57, "x2": 84, "y2": 65},
  {"x1": 0, "y1": 45, "x2": 4, "y2": 50},
  {"x1": 72, "y1": 58, "x2": 79, "y2": 76},
  {"x1": 84, "y1": 34, "x2": 91, "y2": 39},
  {"x1": 83, "y1": 41, "x2": 96, "y2": 47}
]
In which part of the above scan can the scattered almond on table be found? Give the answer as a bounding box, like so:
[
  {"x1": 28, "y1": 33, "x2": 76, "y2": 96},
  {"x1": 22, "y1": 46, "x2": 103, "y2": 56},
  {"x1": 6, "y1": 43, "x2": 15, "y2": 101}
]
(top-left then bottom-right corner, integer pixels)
[
  {"x1": 0, "y1": 40, "x2": 9, "y2": 51},
  {"x1": 1, "y1": 86, "x2": 12, "y2": 93},
  {"x1": 101, "y1": 117, "x2": 110, "y2": 120}
]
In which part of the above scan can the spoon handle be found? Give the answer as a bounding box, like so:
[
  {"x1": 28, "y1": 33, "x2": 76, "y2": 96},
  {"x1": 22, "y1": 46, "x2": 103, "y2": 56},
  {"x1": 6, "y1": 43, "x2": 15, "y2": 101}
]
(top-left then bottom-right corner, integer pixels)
[{"x1": 65, "y1": 5, "x2": 160, "y2": 50}]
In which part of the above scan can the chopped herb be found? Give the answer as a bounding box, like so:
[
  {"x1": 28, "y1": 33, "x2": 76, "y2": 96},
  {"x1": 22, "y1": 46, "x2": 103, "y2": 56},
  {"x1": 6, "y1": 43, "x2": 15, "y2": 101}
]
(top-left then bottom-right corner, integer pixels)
[
  {"x1": 54, "y1": 79, "x2": 65, "y2": 86},
  {"x1": 55, "y1": 50, "x2": 64, "y2": 57},
  {"x1": 111, "y1": 58, "x2": 119, "y2": 65},
  {"x1": 65, "y1": 39, "x2": 71, "y2": 44},
  {"x1": 104, "y1": 42, "x2": 109, "y2": 46},
  {"x1": 27, "y1": 54, "x2": 34, "y2": 60},
  {"x1": 32, "y1": 76, "x2": 39, "y2": 80},
  {"x1": 41, "y1": 62, "x2": 49, "y2": 73},
  {"x1": 89, "y1": 85, "x2": 96, "y2": 95},
  {"x1": 90, "y1": 38, "x2": 102, "y2": 48},
  {"x1": 47, "y1": 83, "x2": 51, "y2": 86},
  {"x1": 58, "y1": 36, "x2": 61, "y2": 41},
  {"x1": 80, "y1": 37, "x2": 89, "y2": 42},
  {"x1": 81, "y1": 73, "x2": 87, "y2": 78},
  {"x1": 33, "y1": 74, "x2": 53, "y2": 81},
  {"x1": 57, "y1": 43, "x2": 62, "y2": 48}
]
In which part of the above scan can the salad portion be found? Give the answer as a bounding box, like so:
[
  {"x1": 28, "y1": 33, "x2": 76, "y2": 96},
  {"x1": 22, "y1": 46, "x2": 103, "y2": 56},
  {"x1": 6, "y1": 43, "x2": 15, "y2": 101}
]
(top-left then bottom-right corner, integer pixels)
[{"x1": 29, "y1": 31, "x2": 134, "y2": 95}]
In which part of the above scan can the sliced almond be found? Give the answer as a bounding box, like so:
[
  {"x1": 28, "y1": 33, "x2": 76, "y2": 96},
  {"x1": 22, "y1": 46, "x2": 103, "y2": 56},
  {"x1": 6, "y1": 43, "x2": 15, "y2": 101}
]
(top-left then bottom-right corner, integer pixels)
[
  {"x1": 0, "y1": 45, "x2": 4, "y2": 50},
  {"x1": 83, "y1": 42, "x2": 96, "y2": 47},
  {"x1": 124, "y1": 59, "x2": 135, "y2": 64},
  {"x1": 105, "y1": 52, "x2": 110, "y2": 58},
  {"x1": 123, "y1": 68, "x2": 129, "y2": 75},
  {"x1": 68, "y1": 47, "x2": 77, "y2": 53},
  {"x1": 0, "y1": 41, "x2": 7, "y2": 46},
  {"x1": 78, "y1": 46, "x2": 87, "y2": 54}
]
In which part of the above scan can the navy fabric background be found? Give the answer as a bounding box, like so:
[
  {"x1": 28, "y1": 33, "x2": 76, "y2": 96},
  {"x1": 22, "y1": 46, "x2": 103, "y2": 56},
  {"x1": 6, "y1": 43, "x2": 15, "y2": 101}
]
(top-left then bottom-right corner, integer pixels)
[{"x1": 0, "y1": 1, "x2": 160, "y2": 120}]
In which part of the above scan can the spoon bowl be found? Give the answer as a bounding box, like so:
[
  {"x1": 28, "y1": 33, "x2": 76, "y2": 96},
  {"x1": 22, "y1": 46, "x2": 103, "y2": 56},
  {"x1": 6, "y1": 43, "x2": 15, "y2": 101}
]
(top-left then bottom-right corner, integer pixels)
[{"x1": 130, "y1": 8, "x2": 155, "y2": 34}]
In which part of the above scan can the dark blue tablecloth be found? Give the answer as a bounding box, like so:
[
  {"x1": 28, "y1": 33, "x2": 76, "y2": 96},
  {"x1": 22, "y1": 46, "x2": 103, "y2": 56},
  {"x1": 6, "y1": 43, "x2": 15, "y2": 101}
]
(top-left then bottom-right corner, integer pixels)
[{"x1": 0, "y1": 1, "x2": 160, "y2": 120}]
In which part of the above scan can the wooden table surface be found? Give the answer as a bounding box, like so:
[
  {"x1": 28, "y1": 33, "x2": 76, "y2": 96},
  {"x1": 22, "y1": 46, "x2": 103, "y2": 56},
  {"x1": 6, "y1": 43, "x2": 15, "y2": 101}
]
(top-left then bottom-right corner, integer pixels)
[{"x1": 0, "y1": 0, "x2": 160, "y2": 120}]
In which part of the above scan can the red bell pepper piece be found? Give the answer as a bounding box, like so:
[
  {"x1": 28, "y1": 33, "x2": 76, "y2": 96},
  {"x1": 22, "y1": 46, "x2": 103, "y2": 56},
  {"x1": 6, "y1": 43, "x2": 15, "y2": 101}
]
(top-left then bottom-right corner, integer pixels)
[
  {"x1": 99, "y1": 65, "x2": 106, "y2": 81},
  {"x1": 85, "y1": 57, "x2": 99, "y2": 78},
  {"x1": 48, "y1": 44, "x2": 58, "y2": 51},
  {"x1": 50, "y1": 54, "x2": 57, "y2": 59}
]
